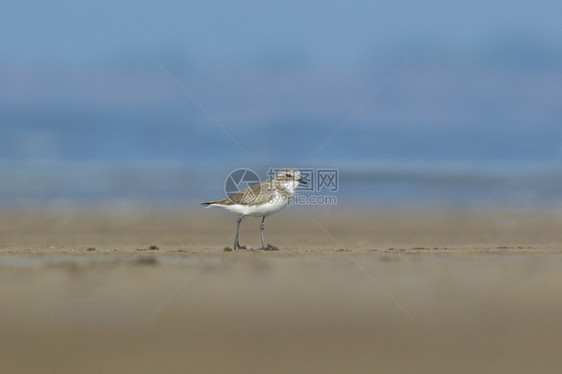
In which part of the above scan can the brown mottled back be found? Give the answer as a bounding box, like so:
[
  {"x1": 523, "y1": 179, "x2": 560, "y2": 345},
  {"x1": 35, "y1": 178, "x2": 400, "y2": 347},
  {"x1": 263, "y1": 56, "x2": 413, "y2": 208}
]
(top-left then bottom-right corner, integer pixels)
[{"x1": 203, "y1": 180, "x2": 276, "y2": 206}]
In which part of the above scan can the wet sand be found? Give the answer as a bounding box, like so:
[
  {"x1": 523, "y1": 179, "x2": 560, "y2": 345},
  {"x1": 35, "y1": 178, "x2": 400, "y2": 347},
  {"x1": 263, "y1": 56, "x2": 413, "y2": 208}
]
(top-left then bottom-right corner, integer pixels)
[{"x1": 1, "y1": 210, "x2": 562, "y2": 373}]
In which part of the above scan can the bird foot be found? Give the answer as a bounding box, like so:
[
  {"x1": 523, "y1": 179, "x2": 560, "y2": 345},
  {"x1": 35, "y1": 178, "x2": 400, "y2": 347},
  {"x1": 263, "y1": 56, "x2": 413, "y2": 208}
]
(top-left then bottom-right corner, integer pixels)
[{"x1": 262, "y1": 244, "x2": 279, "y2": 251}]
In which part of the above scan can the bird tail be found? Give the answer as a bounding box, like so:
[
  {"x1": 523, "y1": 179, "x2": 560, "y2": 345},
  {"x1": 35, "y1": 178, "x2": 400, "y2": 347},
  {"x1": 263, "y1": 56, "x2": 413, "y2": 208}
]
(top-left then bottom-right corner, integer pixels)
[{"x1": 201, "y1": 200, "x2": 223, "y2": 207}]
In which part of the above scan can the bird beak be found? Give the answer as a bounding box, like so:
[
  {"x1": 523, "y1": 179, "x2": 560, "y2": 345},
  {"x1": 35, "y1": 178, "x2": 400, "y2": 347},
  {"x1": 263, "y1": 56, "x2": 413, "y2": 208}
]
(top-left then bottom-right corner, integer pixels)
[{"x1": 297, "y1": 178, "x2": 307, "y2": 185}]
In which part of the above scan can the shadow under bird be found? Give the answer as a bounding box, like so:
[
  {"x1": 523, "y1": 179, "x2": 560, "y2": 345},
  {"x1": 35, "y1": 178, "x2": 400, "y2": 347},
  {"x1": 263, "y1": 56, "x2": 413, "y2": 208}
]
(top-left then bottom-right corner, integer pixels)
[{"x1": 201, "y1": 168, "x2": 307, "y2": 249}]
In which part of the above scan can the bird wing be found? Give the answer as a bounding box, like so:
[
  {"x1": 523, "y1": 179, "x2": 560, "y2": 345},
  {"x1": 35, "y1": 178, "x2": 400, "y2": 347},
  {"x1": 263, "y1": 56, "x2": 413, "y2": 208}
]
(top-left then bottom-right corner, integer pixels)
[{"x1": 221, "y1": 180, "x2": 274, "y2": 205}]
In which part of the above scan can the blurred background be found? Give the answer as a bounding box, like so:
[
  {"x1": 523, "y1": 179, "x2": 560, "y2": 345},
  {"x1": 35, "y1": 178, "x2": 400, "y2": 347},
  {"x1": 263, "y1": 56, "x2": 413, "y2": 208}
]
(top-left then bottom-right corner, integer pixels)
[{"x1": 1, "y1": 0, "x2": 561, "y2": 211}]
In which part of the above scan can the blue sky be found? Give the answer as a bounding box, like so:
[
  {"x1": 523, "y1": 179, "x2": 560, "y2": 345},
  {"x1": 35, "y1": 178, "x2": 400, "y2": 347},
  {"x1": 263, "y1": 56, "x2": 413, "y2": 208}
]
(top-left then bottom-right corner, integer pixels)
[
  {"x1": 2, "y1": 1, "x2": 562, "y2": 163},
  {"x1": 1, "y1": 1, "x2": 562, "y2": 207},
  {"x1": 2, "y1": 1, "x2": 561, "y2": 71}
]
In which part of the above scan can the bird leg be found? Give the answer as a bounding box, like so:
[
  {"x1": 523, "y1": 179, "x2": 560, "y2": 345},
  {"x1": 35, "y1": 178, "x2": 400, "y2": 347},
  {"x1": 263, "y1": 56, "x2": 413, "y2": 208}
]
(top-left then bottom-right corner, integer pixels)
[
  {"x1": 260, "y1": 216, "x2": 266, "y2": 249},
  {"x1": 234, "y1": 214, "x2": 245, "y2": 249}
]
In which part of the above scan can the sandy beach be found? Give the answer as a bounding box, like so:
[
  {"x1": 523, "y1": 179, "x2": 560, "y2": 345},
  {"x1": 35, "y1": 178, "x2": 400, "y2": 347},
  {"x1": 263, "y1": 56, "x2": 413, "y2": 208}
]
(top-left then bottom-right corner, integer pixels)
[{"x1": 1, "y1": 209, "x2": 562, "y2": 373}]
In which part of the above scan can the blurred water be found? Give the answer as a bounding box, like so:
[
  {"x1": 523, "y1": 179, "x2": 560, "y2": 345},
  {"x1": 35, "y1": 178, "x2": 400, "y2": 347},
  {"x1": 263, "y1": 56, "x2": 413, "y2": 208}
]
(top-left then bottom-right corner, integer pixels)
[
  {"x1": 2, "y1": 1, "x2": 561, "y2": 210},
  {"x1": 2, "y1": 64, "x2": 561, "y2": 210}
]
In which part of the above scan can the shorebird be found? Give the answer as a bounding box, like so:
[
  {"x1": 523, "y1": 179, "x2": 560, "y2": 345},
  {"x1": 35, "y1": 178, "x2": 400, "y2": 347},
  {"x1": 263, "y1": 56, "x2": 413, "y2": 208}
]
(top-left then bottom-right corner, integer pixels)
[{"x1": 201, "y1": 168, "x2": 307, "y2": 249}]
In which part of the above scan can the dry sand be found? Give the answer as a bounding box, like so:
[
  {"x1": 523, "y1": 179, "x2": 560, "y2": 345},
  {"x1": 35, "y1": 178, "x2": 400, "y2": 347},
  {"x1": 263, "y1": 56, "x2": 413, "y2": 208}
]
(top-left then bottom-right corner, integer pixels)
[{"x1": 1, "y1": 209, "x2": 561, "y2": 373}]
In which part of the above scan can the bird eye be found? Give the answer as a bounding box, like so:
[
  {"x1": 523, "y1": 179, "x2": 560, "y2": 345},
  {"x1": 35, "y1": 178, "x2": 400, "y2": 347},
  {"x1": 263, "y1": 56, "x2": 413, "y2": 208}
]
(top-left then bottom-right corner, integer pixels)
[{"x1": 286, "y1": 174, "x2": 292, "y2": 178}]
